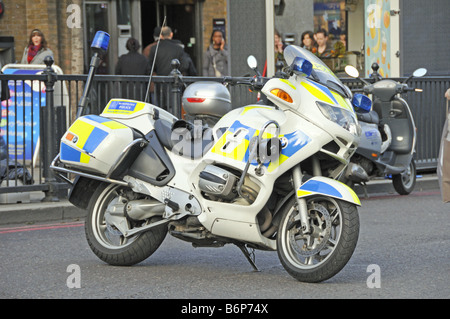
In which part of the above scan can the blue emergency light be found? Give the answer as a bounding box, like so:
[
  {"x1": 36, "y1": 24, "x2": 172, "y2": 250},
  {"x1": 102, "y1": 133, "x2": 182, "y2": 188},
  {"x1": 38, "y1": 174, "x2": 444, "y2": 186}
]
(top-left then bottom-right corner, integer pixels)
[
  {"x1": 352, "y1": 93, "x2": 372, "y2": 113},
  {"x1": 91, "y1": 31, "x2": 110, "y2": 52},
  {"x1": 291, "y1": 57, "x2": 313, "y2": 77}
]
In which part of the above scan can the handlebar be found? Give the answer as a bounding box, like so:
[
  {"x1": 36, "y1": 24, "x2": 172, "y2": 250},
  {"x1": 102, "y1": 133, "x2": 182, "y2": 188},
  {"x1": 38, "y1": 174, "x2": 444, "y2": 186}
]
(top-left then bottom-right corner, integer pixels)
[
  {"x1": 349, "y1": 63, "x2": 426, "y2": 98},
  {"x1": 223, "y1": 75, "x2": 270, "y2": 92},
  {"x1": 351, "y1": 81, "x2": 423, "y2": 95}
]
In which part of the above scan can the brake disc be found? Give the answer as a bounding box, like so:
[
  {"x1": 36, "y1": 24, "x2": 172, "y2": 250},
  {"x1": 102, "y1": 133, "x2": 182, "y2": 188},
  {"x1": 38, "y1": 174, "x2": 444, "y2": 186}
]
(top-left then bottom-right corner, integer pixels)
[{"x1": 289, "y1": 203, "x2": 332, "y2": 257}]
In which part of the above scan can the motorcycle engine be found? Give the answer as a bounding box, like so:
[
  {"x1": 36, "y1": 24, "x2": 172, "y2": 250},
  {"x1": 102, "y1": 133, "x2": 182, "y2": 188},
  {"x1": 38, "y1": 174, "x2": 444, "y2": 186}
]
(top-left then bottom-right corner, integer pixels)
[
  {"x1": 199, "y1": 165, "x2": 239, "y2": 201},
  {"x1": 199, "y1": 165, "x2": 260, "y2": 203}
]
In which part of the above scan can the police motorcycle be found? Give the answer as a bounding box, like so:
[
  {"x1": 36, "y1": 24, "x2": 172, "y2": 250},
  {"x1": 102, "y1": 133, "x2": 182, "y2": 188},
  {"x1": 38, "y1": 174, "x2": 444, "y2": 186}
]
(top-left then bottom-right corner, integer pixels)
[
  {"x1": 51, "y1": 31, "x2": 372, "y2": 283},
  {"x1": 342, "y1": 63, "x2": 426, "y2": 195}
]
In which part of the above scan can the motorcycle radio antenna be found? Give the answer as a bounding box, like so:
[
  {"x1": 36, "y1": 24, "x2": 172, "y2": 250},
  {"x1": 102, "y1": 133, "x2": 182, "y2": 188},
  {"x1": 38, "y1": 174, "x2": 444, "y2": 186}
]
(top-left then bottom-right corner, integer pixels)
[{"x1": 145, "y1": 16, "x2": 167, "y2": 103}]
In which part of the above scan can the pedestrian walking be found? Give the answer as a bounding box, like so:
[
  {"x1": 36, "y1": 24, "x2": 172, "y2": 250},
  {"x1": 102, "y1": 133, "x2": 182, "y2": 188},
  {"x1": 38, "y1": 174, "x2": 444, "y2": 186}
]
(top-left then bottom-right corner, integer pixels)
[
  {"x1": 148, "y1": 26, "x2": 189, "y2": 76},
  {"x1": 143, "y1": 27, "x2": 161, "y2": 59},
  {"x1": 115, "y1": 37, "x2": 150, "y2": 75},
  {"x1": 147, "y1": 26, "x2": 192, "y2": 107}
]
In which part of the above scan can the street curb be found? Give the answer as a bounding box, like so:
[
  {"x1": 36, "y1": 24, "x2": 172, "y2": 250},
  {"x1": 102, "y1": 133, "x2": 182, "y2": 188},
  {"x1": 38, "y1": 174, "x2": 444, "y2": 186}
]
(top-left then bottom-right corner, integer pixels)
[
  {"x1": 354, "y1": 174, "x2": 439, "y2": 198},
  {"x1": 0, "y1": 175, "x2": 440, "y2": 225},
  {"x1": 0, "y1": 201, "x2": 86, "y2": 225}
]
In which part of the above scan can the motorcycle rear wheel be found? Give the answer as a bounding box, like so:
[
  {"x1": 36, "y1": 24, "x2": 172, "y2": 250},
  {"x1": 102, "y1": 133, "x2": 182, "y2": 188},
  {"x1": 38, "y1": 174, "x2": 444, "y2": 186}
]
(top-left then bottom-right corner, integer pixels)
[
  {"x1": 85, "y1": 183, "x2": 167, "y2": 266},
  {"x1": 277, "y1": 196, "x2": 359, "y2": 283},
  {"x1": 392, "y1": 159, "x2": 416, "y2": 195}
]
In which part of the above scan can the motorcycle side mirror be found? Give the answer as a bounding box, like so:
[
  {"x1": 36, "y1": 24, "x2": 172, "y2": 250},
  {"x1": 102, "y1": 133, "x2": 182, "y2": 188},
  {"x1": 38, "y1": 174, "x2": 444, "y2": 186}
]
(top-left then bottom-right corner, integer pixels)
[
  {"x1": 352, "y1": 93, "x2": 372, "y2": 113},
  {"x1": 247, "y1": 55, "x2": 262, "y2": 77},
  {"x1": 413, "y1": 68, "x2": 427, "y2": 78},
  {"x1": 247, "y1": 55, "x2": 258, "y2": 70},
  {"x1": 403, "y1": 68, "x2": 427, "y2": 84},
  {"x1": 345, "y1": 65, "x2": 359, "y2": 78},
  {"x1": 345, "y1": 65, "x2": 370, "y2": 85}
]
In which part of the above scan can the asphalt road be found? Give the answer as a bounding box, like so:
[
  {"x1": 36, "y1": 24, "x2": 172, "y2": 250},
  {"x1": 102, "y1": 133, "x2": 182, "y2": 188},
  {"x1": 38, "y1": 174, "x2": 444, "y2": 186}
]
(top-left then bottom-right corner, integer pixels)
[{"x1": 0, "y1": 189, "x2": 449, "y2": 302}]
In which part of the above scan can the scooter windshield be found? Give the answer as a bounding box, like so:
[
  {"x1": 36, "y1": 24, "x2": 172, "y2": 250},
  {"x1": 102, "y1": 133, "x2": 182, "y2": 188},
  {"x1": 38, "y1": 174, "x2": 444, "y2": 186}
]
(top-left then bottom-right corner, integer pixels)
[{"x1": 284, "y1": 45, "x2": 351, "y2": 99}]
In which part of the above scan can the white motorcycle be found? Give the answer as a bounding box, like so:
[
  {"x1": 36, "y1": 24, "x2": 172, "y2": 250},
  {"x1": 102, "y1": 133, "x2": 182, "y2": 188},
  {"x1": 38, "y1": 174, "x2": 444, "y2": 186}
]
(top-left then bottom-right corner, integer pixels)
[{"x1": 51, "y1": 32, "x2": 371, "y2": 283}]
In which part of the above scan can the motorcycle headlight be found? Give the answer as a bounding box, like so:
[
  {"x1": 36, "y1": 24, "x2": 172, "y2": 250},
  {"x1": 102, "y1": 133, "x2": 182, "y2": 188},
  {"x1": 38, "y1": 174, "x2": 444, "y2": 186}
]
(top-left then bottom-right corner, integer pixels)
[{"x1": 316, "y1": 101, "x2": 361, "y2": 136}]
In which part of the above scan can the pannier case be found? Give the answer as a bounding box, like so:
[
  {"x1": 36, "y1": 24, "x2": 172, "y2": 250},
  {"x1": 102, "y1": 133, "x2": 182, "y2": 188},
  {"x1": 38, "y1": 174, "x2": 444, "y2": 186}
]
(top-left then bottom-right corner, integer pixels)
[{"x1": 60, "y1": 114, "x2": 139, "y2": 175}]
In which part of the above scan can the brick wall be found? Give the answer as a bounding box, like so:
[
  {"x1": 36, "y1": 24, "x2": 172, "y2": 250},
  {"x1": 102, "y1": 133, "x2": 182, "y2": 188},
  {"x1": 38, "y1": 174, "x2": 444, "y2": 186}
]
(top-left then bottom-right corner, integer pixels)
[
  {"x1": 0, "y1": 0, "x2": 28, "y2": 62},
  {"x1": 0, "y1": 0, "x2": 81, "y2": 74}
]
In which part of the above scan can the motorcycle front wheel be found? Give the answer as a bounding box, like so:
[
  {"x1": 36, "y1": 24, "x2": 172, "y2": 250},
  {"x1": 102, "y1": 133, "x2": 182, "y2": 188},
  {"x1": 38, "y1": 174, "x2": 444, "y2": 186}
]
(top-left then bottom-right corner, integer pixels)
[
  {"x1": 85, "y1": 183, "x2": 167, "y2": 266},
  {"x1": 277, "y1": 196, "x2": 359, "y2": 283},
  {"x1": 392, "y1": 159, "x2": 416, "y2": 195}
]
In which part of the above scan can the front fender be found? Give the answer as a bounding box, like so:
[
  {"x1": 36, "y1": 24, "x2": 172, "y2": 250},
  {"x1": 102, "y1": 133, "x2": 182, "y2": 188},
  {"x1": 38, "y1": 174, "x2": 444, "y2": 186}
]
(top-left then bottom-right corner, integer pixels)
[{"x1": 296, "y1": 176, "x2": 361, "y2": 206}]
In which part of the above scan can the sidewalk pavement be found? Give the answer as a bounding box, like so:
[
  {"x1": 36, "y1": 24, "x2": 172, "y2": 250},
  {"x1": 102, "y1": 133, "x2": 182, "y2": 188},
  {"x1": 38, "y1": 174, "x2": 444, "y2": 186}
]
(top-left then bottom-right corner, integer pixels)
[{"x1": 0, "y1": 174, "x2": 440, "y2": 225}]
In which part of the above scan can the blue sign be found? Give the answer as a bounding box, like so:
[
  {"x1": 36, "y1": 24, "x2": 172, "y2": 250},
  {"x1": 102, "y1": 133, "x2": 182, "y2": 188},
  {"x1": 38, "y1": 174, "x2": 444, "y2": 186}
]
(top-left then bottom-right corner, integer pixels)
[{"x1": 0, "y1": 68, "x2": 44, "y2": 161}]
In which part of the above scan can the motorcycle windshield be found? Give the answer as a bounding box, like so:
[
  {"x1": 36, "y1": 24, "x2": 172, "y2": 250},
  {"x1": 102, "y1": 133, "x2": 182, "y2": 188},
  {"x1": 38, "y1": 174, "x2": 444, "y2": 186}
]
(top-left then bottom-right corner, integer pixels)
[{"x1": 284, "y1": 45, "x2": 351, "y2": 99}]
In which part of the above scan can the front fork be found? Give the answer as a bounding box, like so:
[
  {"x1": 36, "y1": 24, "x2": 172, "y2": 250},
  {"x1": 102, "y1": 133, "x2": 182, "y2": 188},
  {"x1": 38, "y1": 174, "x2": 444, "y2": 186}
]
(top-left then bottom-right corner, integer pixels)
[{"x1": 292, "y1": 164, "x2": 311, "y2": 234}]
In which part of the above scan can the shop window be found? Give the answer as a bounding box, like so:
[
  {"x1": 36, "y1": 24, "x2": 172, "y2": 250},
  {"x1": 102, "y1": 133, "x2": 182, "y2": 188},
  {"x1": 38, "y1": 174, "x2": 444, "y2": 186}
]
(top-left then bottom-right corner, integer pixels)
[
  {"x1": 313, "y1": 0, "x2": 347, "y2": 45},
  {"x1": 313, "y1": 0, "x2": 348, "y2": 73}
]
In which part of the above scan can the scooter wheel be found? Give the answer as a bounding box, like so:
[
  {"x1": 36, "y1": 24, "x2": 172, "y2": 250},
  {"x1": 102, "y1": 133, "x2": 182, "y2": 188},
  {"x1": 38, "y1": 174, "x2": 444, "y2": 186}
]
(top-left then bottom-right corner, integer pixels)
[{"x1": 392, "y1": 160, "x2": 416, "y2": 195}]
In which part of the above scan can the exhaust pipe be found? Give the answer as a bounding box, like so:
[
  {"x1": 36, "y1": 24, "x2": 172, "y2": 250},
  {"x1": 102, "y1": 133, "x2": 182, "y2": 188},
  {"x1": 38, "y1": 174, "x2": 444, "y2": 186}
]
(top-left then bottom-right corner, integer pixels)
[{"x1": 125, "y1": 199, "x2": 165, "y2": 221}]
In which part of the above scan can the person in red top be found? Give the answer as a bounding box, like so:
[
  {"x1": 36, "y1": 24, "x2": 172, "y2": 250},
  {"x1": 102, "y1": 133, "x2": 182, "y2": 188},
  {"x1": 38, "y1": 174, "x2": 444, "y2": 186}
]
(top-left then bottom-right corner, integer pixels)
[{"x1": 20, "y1": 29, "x2": 54, "y2": 65}]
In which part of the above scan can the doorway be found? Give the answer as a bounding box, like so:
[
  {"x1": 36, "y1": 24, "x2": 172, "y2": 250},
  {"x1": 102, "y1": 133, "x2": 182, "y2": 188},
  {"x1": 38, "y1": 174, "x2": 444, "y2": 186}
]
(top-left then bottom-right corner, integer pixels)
[
  {"x1": 140, "y1": 0, "x2": 200, "y2": 73},
  {"x1": 83, "y1": 1, "x2": 110, "y2": 74}
]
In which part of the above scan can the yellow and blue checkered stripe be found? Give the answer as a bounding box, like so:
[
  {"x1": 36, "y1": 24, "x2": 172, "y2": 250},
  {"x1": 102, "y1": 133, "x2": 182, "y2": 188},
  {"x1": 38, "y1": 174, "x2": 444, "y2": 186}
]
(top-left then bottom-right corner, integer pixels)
[
  {"x1": 211, "y1": 120, "x2": 311, "y2": 172},
  {"x1": 301, "y1": 79, "x2": 353, "y2": 112},
  {"x1": 297, "y1": 178, "x2": 361, "y2": 205},
  {"x1": 60, "y1": 115, "x2": 127, "y2": 164}
]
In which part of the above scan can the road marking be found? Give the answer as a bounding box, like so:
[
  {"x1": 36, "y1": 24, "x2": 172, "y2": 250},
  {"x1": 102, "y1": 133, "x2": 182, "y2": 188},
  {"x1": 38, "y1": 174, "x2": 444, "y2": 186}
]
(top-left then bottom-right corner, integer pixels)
[{"x1": 0, "y1": 221, "x2": 84, "y2": 234}]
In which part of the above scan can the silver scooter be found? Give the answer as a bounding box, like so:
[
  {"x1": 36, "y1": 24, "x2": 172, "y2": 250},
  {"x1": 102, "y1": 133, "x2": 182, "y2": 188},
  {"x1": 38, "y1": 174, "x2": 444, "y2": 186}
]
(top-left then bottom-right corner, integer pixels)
[{"x1": 342, "y1": 63, "x2": 427, "y2": 195}]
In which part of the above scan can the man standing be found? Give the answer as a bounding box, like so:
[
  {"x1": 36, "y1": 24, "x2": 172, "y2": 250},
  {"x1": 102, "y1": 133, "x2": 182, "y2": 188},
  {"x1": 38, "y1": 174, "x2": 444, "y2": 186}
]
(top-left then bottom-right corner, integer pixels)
[
  {"x1": 148, "y1": 26, "x2": 196, "y2": 107},
  {"x1": 148, "y1": 26, "x2": 187, "y2": 76},
  {"x1": 315, "y1": 29, "x2": 332, "y2": 58}
]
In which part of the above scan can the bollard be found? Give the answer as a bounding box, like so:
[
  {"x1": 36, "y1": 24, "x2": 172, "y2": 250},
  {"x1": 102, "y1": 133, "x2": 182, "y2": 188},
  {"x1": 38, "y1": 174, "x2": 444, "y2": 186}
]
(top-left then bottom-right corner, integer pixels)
[
  {"x1": 170, "y1": 59, "x2": 183, "y2": 118},
  {"x1": 41, "y1": 56, "x2": 60, "y2": 202}
]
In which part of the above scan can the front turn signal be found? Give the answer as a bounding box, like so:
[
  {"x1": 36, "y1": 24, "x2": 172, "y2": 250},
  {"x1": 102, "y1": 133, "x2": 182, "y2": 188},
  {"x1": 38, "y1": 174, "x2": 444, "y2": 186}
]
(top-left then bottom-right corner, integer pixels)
[{"x1": 270, "y1": 89, "x2": 293, "y2": 103}]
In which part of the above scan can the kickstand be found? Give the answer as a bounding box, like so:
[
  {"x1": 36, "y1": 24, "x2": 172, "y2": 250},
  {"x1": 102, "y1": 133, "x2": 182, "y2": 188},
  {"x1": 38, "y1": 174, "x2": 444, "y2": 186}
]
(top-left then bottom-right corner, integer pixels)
[
  {"x1": 362, "y1": 182, "x2": 369, "y2": 198},
  {"x1": 236, "y1": 244, "x2": 260, "y2": 272},
  {"x1": 357, "y1": 182, "x2": 369, "y2": 198}
]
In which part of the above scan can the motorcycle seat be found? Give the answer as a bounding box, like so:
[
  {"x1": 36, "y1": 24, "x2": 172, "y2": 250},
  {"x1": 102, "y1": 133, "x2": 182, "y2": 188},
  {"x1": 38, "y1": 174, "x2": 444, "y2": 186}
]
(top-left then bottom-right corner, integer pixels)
[
  {"x1": 357, "y1": 110, "x2": 379, "y2": 125},
  {"x1": 154, "y1": 118, "x2": 214, "y2": 159}
]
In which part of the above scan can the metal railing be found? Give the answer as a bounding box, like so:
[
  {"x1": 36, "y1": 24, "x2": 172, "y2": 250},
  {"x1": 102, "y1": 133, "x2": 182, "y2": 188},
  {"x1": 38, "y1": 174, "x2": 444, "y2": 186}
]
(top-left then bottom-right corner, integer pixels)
[{"x1": 1, "y1": 61, "x2": 449, "y2": 201}]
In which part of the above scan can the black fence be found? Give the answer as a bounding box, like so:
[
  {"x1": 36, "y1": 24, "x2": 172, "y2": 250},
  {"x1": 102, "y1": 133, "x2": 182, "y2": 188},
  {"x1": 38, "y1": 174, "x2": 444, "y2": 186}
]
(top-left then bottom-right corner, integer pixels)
[{"x1": 0, "y1": 61, "x2": 449, "y2": 202}]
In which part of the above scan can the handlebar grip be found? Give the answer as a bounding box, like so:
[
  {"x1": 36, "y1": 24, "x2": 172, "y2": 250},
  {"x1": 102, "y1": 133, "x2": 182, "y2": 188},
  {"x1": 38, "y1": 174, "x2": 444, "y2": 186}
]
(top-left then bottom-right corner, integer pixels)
[{"x1": 403, "y1": 87, "x2": 422, "y2": 92}]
